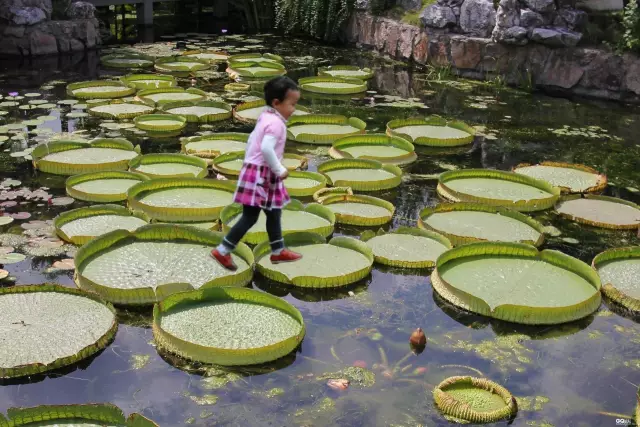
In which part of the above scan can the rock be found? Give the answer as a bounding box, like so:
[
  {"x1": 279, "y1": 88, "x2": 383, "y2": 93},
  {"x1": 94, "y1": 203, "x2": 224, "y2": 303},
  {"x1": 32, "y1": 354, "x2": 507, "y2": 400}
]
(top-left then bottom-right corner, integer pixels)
[
  {"x1": 530, "y1": 27, "x2": 581, "y2": 47},
  {"x1": 459, "y1": 0, "x2": 496, "y2": 37},
  {"x1": 623, "y1": 54, "x2": 640, "y2": 96},
  {"x1": 428, "y1": 38, "x2": 450, "y2": 66},
  {"x1": 29, "y1": 29, "x2": 58, "y2": 55},
  {"x1": 66, "y1": 1, "x2": 96, "y2": 19},
  {"x1": 397, "y1": 24, "x2": 418, "y2": 59},
  {"x1": 499, "y1": 26, "x2": 529, "y2": 44},
  {"x1": 557, "y1": 7, "x2": 587, "y2": 30},
  {"x1": 539, "y1": 48, "x2": 596, "y2": 88},
  {"x1": 9, "y1": 7, "x2": 47, "y2": 25},
  {"x1": 520, "y1": 8, "x2": 544, "y2": 28},
  {"x1": 373, "y1": 19, "x2": 390, "y2": 51},
  {"x1": 412, "y1": 32, "x2": 429, "y2": 63},
  {"x1": 384, "y1": 22, "x2": 401, "y2": 56},
  {"x1": 398, "y1": 0, "x2": 422, "y2": 10},
  {"x1": 522, "y1": 0, "x2": 555, "y2": 13},
  {"x1": 579, "y1": 51, "x2": 623, "y2": 92},
  {"x1": 451, "y1": 36, "x2": 483, "y2": 68},
  {"x1": 421, "y1": 4, "x2": 457, "y2": 28},
  {"x1": 0, "y1": 36, "x2": 29, "y2": 55},
  {"x1": 0, "y1": 0, "x2": 52, "y2": 19},
  {"x1": 4, "y1": 25, "x2": 25, "y2": 37},
  {"x1": 495, "y1": 0, "x2": 520, "y2": 28},
  {"x1": 355, "y1": 0, "x2": 370, "y2": 10}
]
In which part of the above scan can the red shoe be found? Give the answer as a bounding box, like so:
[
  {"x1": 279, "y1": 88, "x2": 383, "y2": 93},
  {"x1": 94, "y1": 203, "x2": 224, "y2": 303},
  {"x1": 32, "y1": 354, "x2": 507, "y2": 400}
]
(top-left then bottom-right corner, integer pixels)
[
  {"x1": 270, "y1": 248, "x2": 303, "y2": 264},
  {"x1": 211, "y1": 249, "x2": 237, "y2": 271}
]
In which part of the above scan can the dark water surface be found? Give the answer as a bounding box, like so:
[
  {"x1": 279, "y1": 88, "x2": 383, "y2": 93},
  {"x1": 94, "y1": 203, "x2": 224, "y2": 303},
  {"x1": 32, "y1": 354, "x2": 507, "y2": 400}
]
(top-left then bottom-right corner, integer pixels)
[{"x1": 0, "y1": 35, "x2": 639, "y2": 426}]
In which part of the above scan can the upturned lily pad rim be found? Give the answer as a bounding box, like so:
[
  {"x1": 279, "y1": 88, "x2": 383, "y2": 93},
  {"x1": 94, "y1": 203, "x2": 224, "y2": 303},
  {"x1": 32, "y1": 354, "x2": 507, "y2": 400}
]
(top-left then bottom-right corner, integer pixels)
[
  {"x1": 154, "y1": 56, "x2": 211, "y2": 73},
  {"x1": 3, "y1": 403, "x2": 158, "y2": 426},
  {"x1": 87, "y1": 99, "x2": 155, "y2": 119},
  {"x1": 152, "y1": 286, "x2": 304, "y2": 366},
  {"x1": 227, "y1": 52, "x2": 284, "y2": 63},
  {"x1": 133, "y1": 114, "x2": 187, "y2": 132},
  {"x1": 129, "y1": 153, "x2": 209, "y2": 178},
  {"x1": 433, "y1": 376, "x2": 517, "y2": 423},
  {"x1": 120, "y1": 73, "x2": 177, "y2": 89},
  {"x1": 226, "y1": 61, "x2": 286, "y2": 78},
  {"x1": 211, "y1": 152, "x2": 306, "y2": 176},
  {"x1": 555, "y1": 194, "x2": 640, "y2": 229},
  {"x1": 285, "y1": 170, "x2": 327, "y2": 197},
  {"x1": 593, "y1": 246, "x2": 640, "y2": 313},
  {"x1": 74, "y1": 224, "x2": 254, "y2": 305},
  {"x1": 361, "y1": 226, "x2": 452, "y2": 268},
  {"x1": 431, "y1": 241, "x2": 602, "y2": 325},
  {"x1": 127, "y1": 177, "x2": 237, "y2": 222},
  {"x1": 438, "y1": 169, "x2": 561, "y2": 212},
  {"x1": 31, "y1": 138, "x2": 140, "y2": 176},
  {"x1": 101, "y1": 53, "x2": 155, "y2": 68},
  {"x1": 386, "y1": 116, "x2": 476, "y2": 147},
  {"x1": 65, "y1": 170, "x2": 149, "y2": 202},
  {"x1": 329, "y1": 133, "x2": 417, "y2": 166},
  {"x1": 287, "y1": 114, "x2": 367, "y2": 145},
  {"x1": 160, "y1": 100, "x2": 233, "y2": 123},
  {"x1": 513, "y1": 161, "x2": 608, "y2": 194},
  {"x1": 313, "y1": 186, "x2": 353, "y2": 202},
  {"x1": 317, "y1": 193, "x2": 395, "y2": 226},
  {"x1": 66, "y1": 80, "x2": 137, "y2": 99},
  {"x1": 418, "y1": 202, "x2": 546, "y2": 247},
  {"x1": 253, "y1": 232, "x2": 373, "y2": 288},
  {"x1": 220, "y1": 199, "x2": 335, "y2": 245},
  {"x1": 318, "y1": 65, "x2": 374, "y2": 80},
  {"x1": 182, "y1": 49, "x2": 229, "y2": 63},
  {"x1": 181, "y1": 132, "x2": 250, "y2": 158},
  {"x1": 137, "y1": 87, "x2": 207, "y2": 106},
  {"x1": 298, "y1": 76, "x2": 367, "y2": 95},
  {"x1": 54, "y1": 203, "x2": 149, "y2": 245},
  {"x1": 233, "y1": 99, "x2": 309, "y2": 124},
  {"x1": 317, "y1": 158, "x2": 403, "y2": 192},
  {"x1": 0, "y1": 284, "x2": 117, "y2": 379}
]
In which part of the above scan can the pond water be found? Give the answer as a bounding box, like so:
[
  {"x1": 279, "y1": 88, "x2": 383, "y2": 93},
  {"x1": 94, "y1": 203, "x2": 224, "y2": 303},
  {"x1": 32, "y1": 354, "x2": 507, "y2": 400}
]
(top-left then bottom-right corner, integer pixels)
[{"x1": 0, "y1": 34, "x2": 639, "y2": 426}]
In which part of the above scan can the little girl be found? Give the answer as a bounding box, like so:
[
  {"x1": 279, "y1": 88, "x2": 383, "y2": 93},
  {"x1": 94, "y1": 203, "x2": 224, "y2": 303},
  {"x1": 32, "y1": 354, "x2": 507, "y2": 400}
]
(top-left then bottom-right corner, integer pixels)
[{"x1": 212, "y1": 76, "x2": 303, "y2": 271}]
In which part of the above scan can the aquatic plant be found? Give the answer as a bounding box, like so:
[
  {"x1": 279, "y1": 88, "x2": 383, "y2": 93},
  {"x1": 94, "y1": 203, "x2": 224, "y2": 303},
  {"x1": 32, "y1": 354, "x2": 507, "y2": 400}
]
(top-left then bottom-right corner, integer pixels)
[
  {"x1": 318, "y1": 159, "x2": 402, "y2": 192},
  {"x1": 315, "y1": 190, "x2": 395, "y2": 226},
  {"x1": 181, "y1": 133, "x2": 249, "y2": 159},
  {"x1": 233, "y1": 99, "x2": 309, "y2": 124},
  {"x1": 129, "y1": 153, "x2": 209, "y2": 179},
  {"x1": 329, "y1": 134, "x2": 417, "y2": 166},
  {"x1": 274, "y1": 0, "x2": 352, "y2": 41},
  {"x1": 318, "y1": 65, "x2": 373, "y2": 80},
  {"x1": 66, "y1": 171, "x2": 149, "y2": 203},
  {"x1": 153, "y1": 287, "x2": 305, "y2": 365},
  {"x1": 0, "y1": 403, "x2": 157, "y2": 426},
  {"x1": 287, "y1": 114, "x2": 366, "y2": 144},
  {"x1": 284, "y1": 170, "x2": 327, "y2": 197},
  {"x1": 133, "y1": 114, "x2": 187, "y2": 133},
  {"x1": 226, "y1": 61, "x2": 287, "y2": 79},
  {"x1": 154, "y1": 56, "x2": 210, "y2": 76},
  {"x1": 66, "y1": 81, "x2": 136, "y2": 99},
  {"x1": 386, "y1": 116, "x2": 475, "y2": 147},
  {"x1": 120, "y1": 73, "x2": 177, "y2": 90},
  {"x1": 593, "y1": 246, "x2": 640, "y2": 313},
  {"x1": 555, "y1": 195, "x2": 640, "y2": 229},
  {"x1": 87, "y1": 100, "x2": 155, "y2": 120},
  {"x1": 161, "y1": 100, "x2": 233, "y2": 123},
  {"x1": 137, "y1": 87, "x2": 207, "y2": 106},
  {"x1": 298, "y1": 76, "x2": 367, "y2": 95},
  {"x1": 101, "y1": 53, "x2": 155, "y2": 69},
  {"x1": 513, "y1": 162, "x2": 608, "y2": 194}
]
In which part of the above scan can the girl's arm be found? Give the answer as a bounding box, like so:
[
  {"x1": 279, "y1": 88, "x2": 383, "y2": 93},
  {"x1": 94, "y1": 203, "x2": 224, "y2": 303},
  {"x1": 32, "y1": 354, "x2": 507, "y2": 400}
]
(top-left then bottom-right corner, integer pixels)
[{"x1": 260, "y1": 134, "x2": 288, "y2": 177}]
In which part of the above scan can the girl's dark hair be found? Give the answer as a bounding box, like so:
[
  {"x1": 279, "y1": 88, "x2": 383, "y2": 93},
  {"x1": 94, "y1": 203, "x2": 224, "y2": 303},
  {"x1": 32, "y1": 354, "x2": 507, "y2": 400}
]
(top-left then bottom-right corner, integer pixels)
[{"x1": 264, "y1": 76, "x2": 298, "y2": 106}]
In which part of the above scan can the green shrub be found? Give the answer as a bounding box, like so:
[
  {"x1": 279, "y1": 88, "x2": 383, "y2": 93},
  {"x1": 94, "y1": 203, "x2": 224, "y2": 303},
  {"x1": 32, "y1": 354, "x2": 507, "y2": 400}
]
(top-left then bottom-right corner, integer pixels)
[
  {"x1": 621, "y1": 0, "x2": 640, "y2": 52},
  {"x1": 275, "y1": 0, "x2": 355, "y2": 41}
]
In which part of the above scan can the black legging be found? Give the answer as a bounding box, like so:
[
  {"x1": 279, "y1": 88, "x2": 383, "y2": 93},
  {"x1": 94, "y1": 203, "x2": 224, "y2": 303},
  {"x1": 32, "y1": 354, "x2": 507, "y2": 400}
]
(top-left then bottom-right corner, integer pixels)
[{"x1": 221, "y1": 205, "x2": 284, "y2": 252}]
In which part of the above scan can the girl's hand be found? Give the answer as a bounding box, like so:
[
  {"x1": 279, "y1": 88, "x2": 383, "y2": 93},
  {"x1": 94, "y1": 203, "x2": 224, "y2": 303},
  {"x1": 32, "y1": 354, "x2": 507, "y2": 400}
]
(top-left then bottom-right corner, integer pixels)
[{"x1": 280, "y1": 170, "x2": 289, "y2": 180}]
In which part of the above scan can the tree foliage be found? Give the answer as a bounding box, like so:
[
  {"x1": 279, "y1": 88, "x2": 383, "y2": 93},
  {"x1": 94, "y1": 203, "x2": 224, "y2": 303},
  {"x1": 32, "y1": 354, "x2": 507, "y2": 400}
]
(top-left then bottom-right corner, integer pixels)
[
  {"x1": 621, "y1": 0, "x2": 640, "y2": 52},
  {"x1": 274, "y1": 0, "x2": 354, "y2": 41}
]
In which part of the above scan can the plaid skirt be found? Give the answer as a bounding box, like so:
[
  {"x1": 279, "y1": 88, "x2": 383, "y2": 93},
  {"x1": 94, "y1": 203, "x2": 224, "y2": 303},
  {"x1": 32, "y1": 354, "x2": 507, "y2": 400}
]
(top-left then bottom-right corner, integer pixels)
[{"x1": 233, "y1": 163, "x2": 290, "y2": 210}]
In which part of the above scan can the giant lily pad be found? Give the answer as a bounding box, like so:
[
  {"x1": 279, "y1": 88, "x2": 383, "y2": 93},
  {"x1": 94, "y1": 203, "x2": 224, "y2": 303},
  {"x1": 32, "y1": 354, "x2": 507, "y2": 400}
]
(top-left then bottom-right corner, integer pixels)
[
  {"x1": 134, "y1": 114, "x2": 187, "y2": 133},
  {"x1": 438, "y1": 169, "x2": 560, "y2": 212},
  {"x1": 212, "y1": 152, "x2": 305, "y2": 176},
  {"x1": 226, "y1": 61, "x2": 286, "y2": 79},
  {"x1": 153, "y1": 287, "x2": 303, "y2": 366},
  {"x1": 233, "y1": 99, "x2": 309, "y2": 124},
  {"x1": 361, "y1": 227, "x2": 452, "y2": 268},
  {"x1": 0, "y1": 284, "x2": 117, "y2": 378},
  {"x1": 66, "y1": 81, "x2": 136, "y2": 99},
  {"x1": 87, "y1": 100, "x2": 155, "y2": 119},
  {"x1": 315, "y1": 191, "x2": 395, "y2": 226},
  {"x1": 138, "y1": 87, "x2": 206, "y2": 106},
  {"x1": 318, "y1": 65, "x2": 374, "y2": 80},
  {"x1": 228, "y1": 53, "x2": 283, "y2": 64},
  {"x1": 387, "y1": 116, "x2": 475, "y2": 147},
  {"x1": 433, "y1": 376, "x2": 517, "y2": 423},
  {"x1": 298, "y1": 76, "x2": 367, "y2": 95},
  {"x1": 181, "y1": 133, "x2": 249, "y2": 159},
  {"x1": 287, "y1": 114, "x2": 366, "y2": 145},
  {"x1": 1, "y1": 403, "x2": 158, "y2": 426},
  {"x1": 120, "y1": 73, "x2": 177, "y2": 90},
  {"x1": 329, "y1": 134, "x2": 417, "y2": 166},
  {"x1": 513, "y1": 162, "x2": 607, "y2": 194},
  {"x1": 555, "y1": 195, "x2": 640, "y2": 229},
  {"x1": 75, "y1": 224, "x2": 253, "y2": 305},
  {"x1": 254, "y1": 232, "x2": 373, "y2": 288},
  {"x1": 66, "y1": 171, "x2": 149, "y2": 202},
  {"x1": 128, "y1": 178, "x2": 236, "y2": 222},
  {"x1": 318, "y1": 159, "x2": 402, "y2": 192},
  {"x1": 418, "y1": 203, "x2": 545, "y2": 247},
  {"x1": 431, "y1": 242, "x2": 601, "y2": 324},
  {"x1": 154, "y1": 56, "x2": 210, "y2": 75},
  {"x1": 221, "y1": 200, "x2": 335, "y2": 244},
  {"x1": 54, "y1": 204, "x2": 149, "y2": 245},
  {"x1": 101, "y1": 53, "x2": 155, "y2": 69},
  {"x1": 183, "y1": 49, "x2": 229, "y2": 63},
  {"x1": 32, "y1": 138, "x2": 140, "y2": 175},
  {"x1": 284, "y1": 171, "x2": 327, "y2": 197},
  {"x1": 129, "y1": 153, "x2": 208, "y2": 178},
  {"x1": 593, "y1": 246, "x2": 640, "y2": 313},
  {"x1": 161, "y1": 100, "x2": 232, "y2": 123}
]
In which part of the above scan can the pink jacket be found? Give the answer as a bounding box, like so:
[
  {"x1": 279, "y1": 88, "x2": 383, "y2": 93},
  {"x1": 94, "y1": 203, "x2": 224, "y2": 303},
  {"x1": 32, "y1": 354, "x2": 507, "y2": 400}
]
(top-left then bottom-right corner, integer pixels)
[{"x1": 243, "y1": 108, "x2": 287, "y2": 167}]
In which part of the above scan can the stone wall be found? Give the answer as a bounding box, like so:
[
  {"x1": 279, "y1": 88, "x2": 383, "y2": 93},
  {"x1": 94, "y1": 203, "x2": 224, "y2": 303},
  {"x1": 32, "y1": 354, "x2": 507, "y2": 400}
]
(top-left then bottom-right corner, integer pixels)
[
  {"x1": 0, "y1": 0, "x2": 101, "y2": 56},
  {"x1": 344, "y1": 12, "x2": 640, "y2": 103}
]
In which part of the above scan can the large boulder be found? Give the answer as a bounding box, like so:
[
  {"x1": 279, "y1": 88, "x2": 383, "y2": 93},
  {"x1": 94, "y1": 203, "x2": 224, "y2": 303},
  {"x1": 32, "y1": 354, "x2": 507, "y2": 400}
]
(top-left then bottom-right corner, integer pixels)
[
  {"x1": 421, "y1": 4, "x2": 457, "y2": 28},
  {"x1": 8, "y1": 6, "x2": 47, "y2": 25},
  {"x1": 459, "y1": 0, "x2": 496, "y2": 37},
  {"x1": 398, "y1": 0, "x2": 422, "y2": 10},
  {"x1": 521, "y1": 0, "x2": 555, "y2": 13},
  {"x1": 520, "y1": 8, "x2": 544, "y2": 28},
  {"x1": 438, "y1": 0, "x2": 465, "y2": 6},
  {"x1": 530, "y1": 27, "x2": 582, "y2": 47},
  {"x1": 0, "y1": 0, "x2": 52, "y2": 19},
  {"x1": 67, "y1": 1, "x2": 96, "y2": 19},
  {"x1": 499, "y1": 26, "x2": 528, "y2": 44},
  {"x1": 557, "y1": 7, "x2": 587, "y2": 30},
  {"x1": 29, "y1": 29, "x2": 58, "y2": 55},
  {"x1": 355, "y1": 0, "x2": 370, "y2": 11}
]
